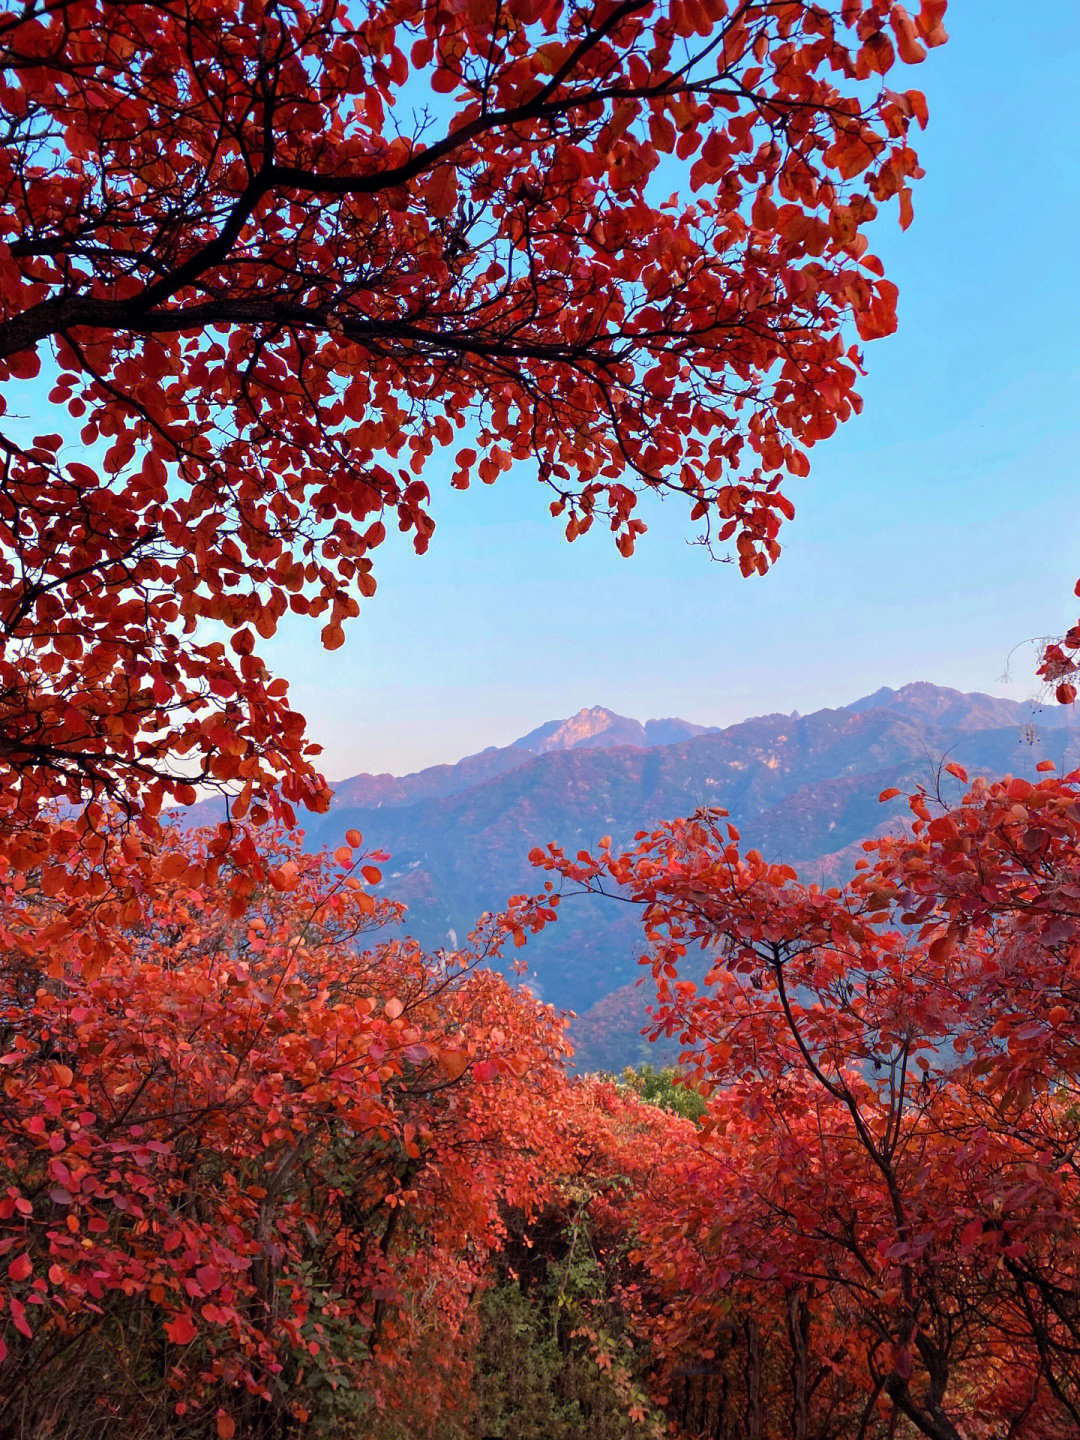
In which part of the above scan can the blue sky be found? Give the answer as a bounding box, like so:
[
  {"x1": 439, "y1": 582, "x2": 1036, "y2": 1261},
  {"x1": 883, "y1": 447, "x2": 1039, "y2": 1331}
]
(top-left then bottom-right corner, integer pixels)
[{"x1": 261, "y1": 3, "x2": 1080, "y2": 780}]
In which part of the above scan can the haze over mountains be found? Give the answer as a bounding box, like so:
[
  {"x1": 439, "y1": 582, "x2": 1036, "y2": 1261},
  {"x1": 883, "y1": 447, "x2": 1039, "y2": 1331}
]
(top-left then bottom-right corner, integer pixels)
[{"x1": 268, "y1": 683, "x2": 1073, "y2": 1068}]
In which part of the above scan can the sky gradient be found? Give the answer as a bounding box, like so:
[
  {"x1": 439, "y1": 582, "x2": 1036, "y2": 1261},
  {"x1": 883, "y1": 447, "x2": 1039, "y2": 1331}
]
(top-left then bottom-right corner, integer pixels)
[{"x1": 261, "y1": 2, "x2": 1080, "y2": 781}]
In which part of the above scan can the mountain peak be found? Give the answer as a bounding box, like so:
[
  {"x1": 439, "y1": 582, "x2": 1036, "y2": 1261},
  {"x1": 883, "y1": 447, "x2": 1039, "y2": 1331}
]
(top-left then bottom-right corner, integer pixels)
[
  {"x1": 842, "y1": 682, "x2": 1055, "y2": 732},
  {"x1": 513, "y1": 706, "x2": 645, "y2": 754},
  {"x1": 512, "y1": 706, "x2": 719, "y2": 756}
]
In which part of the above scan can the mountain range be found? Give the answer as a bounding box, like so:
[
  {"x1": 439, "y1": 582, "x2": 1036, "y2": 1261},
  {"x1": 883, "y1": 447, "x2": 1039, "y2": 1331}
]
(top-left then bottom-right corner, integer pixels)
[{"x1": 200, "y1": 684, "x2": 1080, "y2": 1070}]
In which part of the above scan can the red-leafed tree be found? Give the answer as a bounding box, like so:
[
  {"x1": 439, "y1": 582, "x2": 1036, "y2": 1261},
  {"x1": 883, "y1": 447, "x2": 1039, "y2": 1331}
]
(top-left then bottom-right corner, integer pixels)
[
  {"x1": 0, "y1": 0, "x2": 944, "y2": 843},
  {"x1": 530, "y1": 762, "x2": 1080, "y2": 1439},
  {"x1": 0, "y1": 823, "x2": 575, "y2": 1436}
]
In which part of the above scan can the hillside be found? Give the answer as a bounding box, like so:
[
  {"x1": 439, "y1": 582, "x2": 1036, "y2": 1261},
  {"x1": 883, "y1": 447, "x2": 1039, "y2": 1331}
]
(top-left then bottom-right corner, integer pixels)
[{"x1": 265, "y1": 684, "x2": 1071, "y2": 1069}]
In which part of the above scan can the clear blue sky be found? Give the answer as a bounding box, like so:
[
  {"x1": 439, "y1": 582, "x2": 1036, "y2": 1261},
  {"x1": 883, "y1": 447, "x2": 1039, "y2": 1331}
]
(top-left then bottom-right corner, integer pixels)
[{"x1": 261, "y1": 2, "x2": 1080, "y2": 780}]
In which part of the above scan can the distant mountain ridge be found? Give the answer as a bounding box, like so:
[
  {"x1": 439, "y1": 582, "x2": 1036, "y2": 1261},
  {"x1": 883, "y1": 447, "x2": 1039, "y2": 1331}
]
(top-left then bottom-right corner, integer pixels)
[
  {"x1": 326, "y1": 684, "x2": 1061, "y2": 813},
  {"x1": 186, "y1": 684, "x2": 1077, "y2": 1069},
  {"x1": 840, "y1": 682, "x2": 1046, "y2": 732},
  {"x1": 329, "y1": 704, "x2": 716, "y2": 810}
]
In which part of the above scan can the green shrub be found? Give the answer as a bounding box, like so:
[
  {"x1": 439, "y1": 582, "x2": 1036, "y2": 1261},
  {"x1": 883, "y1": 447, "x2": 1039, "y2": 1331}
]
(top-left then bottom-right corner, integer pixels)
[{"x1": 621, "y1": 1063, "x2": 707, "y2": 1121}]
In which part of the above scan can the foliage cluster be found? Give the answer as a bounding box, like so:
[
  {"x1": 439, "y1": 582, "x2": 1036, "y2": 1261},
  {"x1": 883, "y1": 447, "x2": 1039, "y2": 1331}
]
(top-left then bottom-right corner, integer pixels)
[
  {"x1": 0, "y1": 825, "x2": 574, "y2": 1438},
  {"x1": 465, "y1": 1217, "x2": 666, "y2": 1440},
  {"x1": 0, "y1": 0, "x2": 938, "y2": 843},
  {"x1": 528, "y1": 766, "x2": 1080, "y2": 1438},
  {"x1": 621, "y1": 1063, "x2": 707, "y2": 1121}
]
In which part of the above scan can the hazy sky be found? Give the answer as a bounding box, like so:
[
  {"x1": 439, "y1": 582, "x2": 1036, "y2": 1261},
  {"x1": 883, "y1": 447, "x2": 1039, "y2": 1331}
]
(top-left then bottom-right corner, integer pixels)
[{"x1": 260, "y1": 2, "x2": 1080, "y2": 781}]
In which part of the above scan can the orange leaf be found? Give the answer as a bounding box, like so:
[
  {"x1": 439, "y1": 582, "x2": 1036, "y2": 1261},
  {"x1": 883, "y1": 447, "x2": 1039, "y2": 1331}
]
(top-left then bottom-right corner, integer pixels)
[
  {"x1": 437, "y1": 1048, "x2": 469, "y2": 1081},
  {"x1": 892, "y1": 7, "x2": 927, "y2": 65}
]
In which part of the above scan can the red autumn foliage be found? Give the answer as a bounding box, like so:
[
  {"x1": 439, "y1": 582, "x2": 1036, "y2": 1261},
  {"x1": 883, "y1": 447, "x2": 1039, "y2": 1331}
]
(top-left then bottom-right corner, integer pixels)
[
  {"x1": 1037, "y1": 577, "x2": 1080, "y2": 705},
  {"x1": 530, "y1": 764, "x2": 1080, "y2": 1438},
  {"x1": 0, "y1": 0, "x2": 940, "y2": 837},
  {"x1": 0, "y1": 824, "x2": 574, "y2": 1434}
]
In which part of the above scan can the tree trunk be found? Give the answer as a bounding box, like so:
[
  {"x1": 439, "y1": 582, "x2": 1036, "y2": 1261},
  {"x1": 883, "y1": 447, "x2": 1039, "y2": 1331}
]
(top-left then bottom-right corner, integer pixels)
[
  {"x1": 787, "y1": 1288, "x2": 810, "y2": 1440},
  {"x1": 745, "y1": 1317, "x2": 763, "y2": 1440}
]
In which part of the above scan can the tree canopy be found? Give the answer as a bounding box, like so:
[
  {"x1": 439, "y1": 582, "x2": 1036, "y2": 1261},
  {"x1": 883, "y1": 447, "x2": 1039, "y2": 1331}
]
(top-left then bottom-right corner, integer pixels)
[
  {"x1": 0, "y1": 0, "x2": 941, "y2": 836},
  {"x1": 528, "y1": 762, "x2": 1080, "y2": 1438}
]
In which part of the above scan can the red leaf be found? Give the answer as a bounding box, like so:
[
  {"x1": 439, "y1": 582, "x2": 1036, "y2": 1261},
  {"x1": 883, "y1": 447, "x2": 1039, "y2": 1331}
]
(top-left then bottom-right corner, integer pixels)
[
  {"x1": 164, "y1": 1313, "x2": 198, "y2": 1345},
  {"x1": 426, "y1": 165, "x2": 458, "y2": 220},
  {"x1": 7, "y1": 1254, "x2": 32, "y2": 1283},
  {"x1": 9, "y1": 1298, "x2": 32, "y2": 1339}
]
